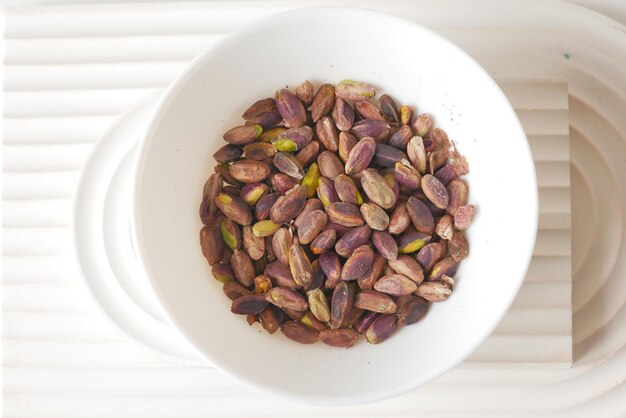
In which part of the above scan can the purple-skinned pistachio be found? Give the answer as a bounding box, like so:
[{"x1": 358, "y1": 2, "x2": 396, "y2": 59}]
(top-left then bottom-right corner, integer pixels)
[
  {"x1": 397, "y1": 229, "x2": 431, "y2": 254},
  {"x1": 407, "y1": 136, "x2": 427, "y2": 174},
  {"x1": 317, "y1": 151, "x2": 345, "y2": 180},
  {"x1": 200, "y1": 224, "x2": 224, "y2": 266},
  {"x1": 334, "y1": 224, "x2": 372, "y2": 258},
  {"x1": 360, "y1": 169, "x2": 397, "y2": 209},
  {"x1": 271, "y1": 126, "x2": 313, "y2": 152},
  {"x1": 297, "y1": 209, "x2": 328, "y2": 244},
  {"x1": 411, "y1": 113, "x2": 433, "y2": 138},
  {"x1": 371, "y1": 230, "x2": 398, "y2": 261},
  {"x1": 338, "y1": 131, "x2": 358, "y2": 163},
  {"x1": 429, "y1": 256, "x2": 458, "y2": 282},
  {"x1": 334, "y1": 174, "x2": 363, "y2": 205},
  {"x1": 295, "y1": 80, "x2": 315, "y2": 106},
  {"x1": 266, "y1": 287, "x2": 308, "y2": 311},
  {"x1": 354, "y1": 290, "x2": 397, "y2": 314},
  {"x1": 345, "y1": 136, "x2": 376, "y2": 175},
  {"x1": 378, "y1": 94, "x2": 400, "y2": 126},
  {"x1": 388, "y1": 201, "x2": 411, "y2": 235},
  {"x1": 358, "y1": 254, "x2": 386, "y2": 290},
  {"x1": 220, "y1": 218, "x2": 242, "y2": 250},
  {"x1": 406, "y1": 196, "x2": 435, "y2": 235},
  {"x1": 223, "y1": 280, "x2": 249, "y2": 301},
  {"x1": 288, "y1": 238, "x2": 313, "y2": 289},
  {"x1": 319, "y1": 328, "x2": 359, "y2": 348},
  {"x1": 245, "y1": 110, "x2": 282, "y2": 130},
  {"x1": 454, "y1": 205, "x2": 475, "y2": 231},
  {"x1": 213, "y1": 144, "x2": 243, "y2": 163},
  {"x1": 259, "y1": 305, "x2": 284, "y2": 334},
  {"x1": 212, "y1": 262, "x2": 235, "y2": 283},
  {"x1": 273, "y1": 152, "x2": 305, "y2": 180},
  {"x1": 243, "y1": 226, "x2": 265, "y2": 260},
  {"x1": 394, "y1": 160, "x2": 421, "y2": 190},
  {"x1": 311, "y1": 83, "x2": 335, "y2": 122},
  {"x1": 333, "y1": 97, "x2": 355, "y2": 131},
  {"x1": 281, "y1": 321, "x2": 319, "y2": 344},
  {"x1": 272, "y1": 173, "x2": 299, "y2": 195},
  {"x1": 231, "y1": 294, "x2": 269, "y2": 315},
  {"x1": 354, "y1": 100, "x2": 385, "y2": 121},
  {"x1": 315, "y1": 116, "x2": 339, "y2": 152},
  {"x1": 229, "y1": 159, "x2": 271, "y2": 183},
  {"x1": 316, "y1": 177, "x2": 340, "y2": 208},
  {"x1": 374, "y1": 274, "x2": 417, "y2": 296},
  {"x1": 231, "y1": 249, "x2": 255, "y2": 287},
  {"x1": 396, "y1": 295, "x2": 429, "y2": 326},
  {"x1": 319, "y1": 251, "x2": 341, "y2": 287},
  {"x1": 365, "y1": 314, "x2": 398, "y2": 344},
  {"x1": 354, "y1": 311, "x2": 380, "y2": 334},
  {"x1": 243, "y1": 142, "x2": 277, "y2": 161},
  {"x1": 214, "y1": 163, "x2": 244, "y2": 188},
  {"x1": 434, "y1": 164, "x2": 458, "y2": 187},
  {"x1": 416, "y1": 242, "x2": 446, "y2": 271},
  {"x1": 240, "y1": 182, "x2": 268, "y2": 207},
  {"x1": 294, "y1": 198, "x2": 324, "y2": 229},
  {"x1": 351, "y1": 119, "x2": 391, "y2": 142},
  {"x1": 275, "y1": 89, "x2": 306, "y2": 128},
  {"x1": 341, "y1": 245, "x2": 374, "y2": 281},
  {"x1": 360, "y1": 202, "x2": 389, "y2": 231},
  {"x1": 295, "y1": 140, "x2": 320, "y2": 168},
  {"x1": 415, "y1": 282, "x2": 452, "y2": 302},
  {"x1": 327, "y1": 202, "x2": 365, "y2": 227},
  {"x1": 272, "y1": 227, "x2": 292, "y2": 265},
  {"x1": 264, "y1": 261, "x2": 298, "y2": 289},
  {"x1": 270, "y1": 184, "x2": 307, "y2": 224},
  {"x1": 214, "y1": 192, "x2": 252, "y2": 226},
  {"x1": 335, "y1": 80, "x2": 376, "y2": 101},
  {"x1": 242, "y1": 98, "x2": 276, "y2": 119},
  {"x1": 388, "y1": 125, "x2": 413, "y2": 150},
  {"x1": 374, "y1": 143, "x2": 408, "y2": 168},
  {"x1": 447, "y1": 178, "x2": 469, "y2": 216},
  {"x1": 388, "y1": 255, "x2": 424, "y2": 284},
  {"x1": 223, "y1": 124, "x2": 263, "y2": 145},
  {"x1": 330, "y1": 281, "x2": 355, "y2": 328},
  {"x1": 254, "y1": 192, "x2": 279, "y2": 220},
  {"x1": 421, "y1": 174, "x2": 449, "y2": 209},
  {"x1": 449, "y1": 230, "x2": 469, "y2": 261},
  {"x1": 309, "y1": 229, "x2": 337, "y2": 255}
]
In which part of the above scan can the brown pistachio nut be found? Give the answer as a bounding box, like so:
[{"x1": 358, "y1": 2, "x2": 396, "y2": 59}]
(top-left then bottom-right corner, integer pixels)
[
  {"x1": 374, "y1": 143, "x2": 409, "y2": 168},
  {"x1": 222, "y1": 185, "x2": 241, "y2": 196},
  {"x1": 215, "y1": 163, "x2": 244, "y2": 187},
  {"x1": 200, "y1": 224, "x2": 225, "y2": 266},
  {"x1": 310, "y1": 84, "x2": 335, "y2": 122},
  {"x1": 399, "y1": 105, "x2": 413, "y2": 126},
  {"x1": 435, "y1": 214, "x2": 454, "y2": 240},
  {"x1": 446, "y1": 178, "x2": 469, "y2": 216},
  {"x1": 344, "y1": 136, "x2": 376, "y2": 175},
  {"x1": 259, "y1": 305, "x2": 284, "y2": 334},
  {"x1": 315, "y1": 116, "x2": 340, "y2": 152},
  {"x1": 411, "y1": 113, "x2": 433, "y2": 137},
  {"x1": 396, "y1": 295, "x2": 429, "y2": 326},
  {"x1": 333, "y1": 97, "x2": 355, "y2": 131},
  {"x1": 231, "y1": 249, "x2": 255, "y2": 287},
  {"x1": 213, "y1": 144, "x2": 243, "y2": 164},
  {"x1": 270, "y1": 184, "x2": 307, "y2": 224},
  {"x1": 388, "y1": 255, "x2": 424, "y2": 284},
  {"x1": 365, "y1": 314, "x2": 398, "y2": 344},
  {"x1": 271, "y1": 126, "x2": 313, "y2": 152},
  {"x1": 295, "y1": 80, "x2": 315, "y2": 106},
  {"x1": 360, "y1": 203, "x2": 389, "y2": 231},
  {"x1": 327, "y1": 202, "x2": 365, "y2": 227},
  {"x1": 212, "y1": 263, "x2": 235, "y2": 283},
  {"x1": 231, "y1": 294, "x2": 269, "y2": 315},
  {"x1": 273, "y1": 152, "x2": 305, "y2": 180},
  {"x1": 223, "y1": 124, "x2": 263, "y2": 145},
  {"x1": 341, "y1": 245, "x2": 374, "y2": 281},
  {"x1": 343, "y1": 307, "x2": 365, "y2": 327},
  {"x1": 351, "y1": 119, "x2": 391, "y2": 142},
  {"x1": 215, "y1": 192, "x2": 252, "y2": 226},
  {"x1": 299, "y1": 310, "x2": 329, "y2": 332},
  {"x1": 325, "y1": 221, "x2": 351, "y2": 238},
  {"x1": 199, "y1": 196, "x2": 213, "y2": 226},
  {"x1": 275, "y1": 89, "x2": 306, "y2": 128},
  {"x1": 374, "y1": 274, "x2": 418, "y2": 296},
  {"x1": 306, "y1": 258, "x2": 325, "y2": 291},
  {"x1": 354, "y1": 311, "x2": 380, "y2": 334},
  {"x1": 306, "y1": 288, "x2": 331, "y2": 323},
  {"x1": 421, "y1": 174, "x2": 449, "y2": 209},
  {"x1": 251, "y1": 220, "x2": 281, "y2": 238},
  {"x1": 335, "y1": 80, "x2": 376, "y2": 101},
  {"x1": 220, "y1": 218, "x2": 242, "y2": 250},
  {"x1": 415, "y1": 282, "x2": 452, "y2": 302},
  {"x1": 288, "y1": 239, "x2": 313, "y2": 288},
  {"x1": 449, "y1": 231, "x2": 469, "y2": 262},
  {"x1": 371, "y1": 230, "x2": 398, "y2": 261},
  {"x1": 407, "y1": 136, "x2": 427, "y2": 174},
  {"x1": 387, "y1": 201, "x2": 411, "y2": 235},
  {"x1": 264, "y1": 261, "x2": 298, "y2": 289},
  {"x1": 295, "y1": 140, "x2": 320, "y2": 168},
  {"x1": 354, "y1": 100, "x2": 384, "y2": 121},
  {"x1": 360, "y1": 169, "x2": 397, "y2": 209},
  {"x1": 335, "y1": 224, "x2": 372, "y2": 258},
  {"x1": 240, "y1": 183, "x2": 268, "y2": 207},
  {"x1": 245, "y1": 110, "x2": 282, "y2": 130},
  {"x1": 330, "y1": 282, "x2": 355, "y2": 328},
  {"x1": 254, "y1": 192, "x2": 279, "y2": 220},
  {"x1": 406, "y1": 196, "x2": 435, "y2": 235},
  {"x1": 378, "y1": 94, "x2": 400, "y2": 126},
  {"x1": 354, "y1": 290, "x2": 397, "y2": 314},
  {"x1": 358, "y1": 254, "x2": 386, "y2": 290},
  {"x1": 266, "y1": 287, "x2": 308, "y2": 311},
  {"x1": 388, "y1": 125, "x2": 413, "y2": 150},
  {"x1": 281, "y1": 321, "x2": 319, "y2": 344},
  {"x1": 338, "y1": 131, "x2": 358, "y2": 163},
  {"x1": 334, "y1": 174, "x2": 363, "y2": 206},
  {"x1": 318, "y1": 251, "x2": 341, "y2": 288},
  {"x1": 294, "y1": 198, "x2": 324, "y2": 228},
  {"x1": 259, "y1": 126, "x2": 286, "y2": 143},
  {"x1": 319, "y1": 328, "x2": 359, "y2": 348},
  {"x1": 397, "y1": 230, "x2": 431, "y2": 254},
  {"x1": 416, "y1": 242, "x2": 446, "y2": 272},
  {"x1": 297, "y1": 209, "x2": 328, "y2": 244},
  {"x1": 317, "y1": 150, "x2": 345, "y2": 180},
  {"x1": 310, "y1": 229, "x2": 337, "y2": 255},
  {"x1": 394, "y1": 160, "x2": 421, "y2": 190},
  {"x1": 223, "y1": 281, "x2": 250, "y2": 301},
  {"x1": 428, "y1": 149, "x2": 448, "y2": 174},
  {"x1": 202, "y1": 172, "x2": 223, "y2": 215},
  {"x1": 243, "y1": 226, "x2": 265, "y2": 260},
  {"x1": 434, "y1": 164, "x2": 458, "y2": 187},
  {"x1": 454, "y1": 205, "x2": 475, "y2": 230},
  {"x1": 242, "y1": 98, "x2": 276, "y2": 120},
  {"x1": 301, "y1": 163, "x2": 322, "y2": 199},
  {"x1": 429, "y1": 256, "x2": 459, "y2": 282},
  {"x1": 221, "y1": 246, "x2": 234, "y2": 266},
  {"x1": 253, "y1": 274, "x2": 273, "y2": 294},
  {"x1": 272, "y1": 227, "x2": 292, "y2": 265},
  {"x1": 316, "y1": 177, "x2": 340, "y2": 208},
  {"x1": 229, "y1": 159, "x2": 271, "y2": 184}
]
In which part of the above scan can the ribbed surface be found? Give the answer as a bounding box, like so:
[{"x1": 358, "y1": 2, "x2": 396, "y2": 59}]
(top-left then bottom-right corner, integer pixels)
[{"x1": 4, "y1": 0, "x2": 625, "y2": 416}]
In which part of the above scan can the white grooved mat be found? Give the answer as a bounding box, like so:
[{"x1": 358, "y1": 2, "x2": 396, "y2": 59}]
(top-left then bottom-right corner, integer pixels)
[{"x1": 3, "y1": 0, "x2": 626, "y2": 416}]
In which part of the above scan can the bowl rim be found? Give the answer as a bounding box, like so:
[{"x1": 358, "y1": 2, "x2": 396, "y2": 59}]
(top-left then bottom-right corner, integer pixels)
[{"x1": 132, "y1": 5, "x2": 538, "y2": 405}]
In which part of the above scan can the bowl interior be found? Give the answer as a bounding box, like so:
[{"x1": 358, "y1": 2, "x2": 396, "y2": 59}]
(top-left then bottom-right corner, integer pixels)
[{"x1": 133, "y1": 7, "x2": 537, "y2": 405}]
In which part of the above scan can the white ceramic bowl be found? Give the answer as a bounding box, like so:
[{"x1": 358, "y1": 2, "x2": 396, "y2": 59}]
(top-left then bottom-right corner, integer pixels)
[{"x1": 132, "y1": 7, "x2": 537, "y2": 405}]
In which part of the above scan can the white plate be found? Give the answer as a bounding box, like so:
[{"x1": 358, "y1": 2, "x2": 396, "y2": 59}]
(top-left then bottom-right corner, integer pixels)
[{"x1": 73, "y1": 92, "x2": 205, "y2": 366}]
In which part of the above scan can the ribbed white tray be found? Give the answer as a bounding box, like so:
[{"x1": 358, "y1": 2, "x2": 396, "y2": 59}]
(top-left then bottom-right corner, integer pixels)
[{"x1": 3, "y1": 0, "x2": 626, "y2": 416}]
